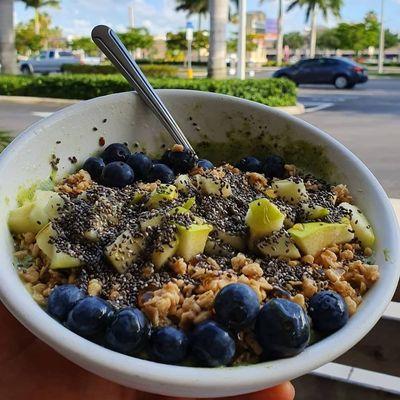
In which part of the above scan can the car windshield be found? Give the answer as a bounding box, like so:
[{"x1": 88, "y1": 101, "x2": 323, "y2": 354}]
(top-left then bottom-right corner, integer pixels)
[
  {"x1": 59, "y1": 51, "x2": 73, "y2": 57},
  {"x1": 334, "y1": 57, "x2": 359, "y2": 66}
]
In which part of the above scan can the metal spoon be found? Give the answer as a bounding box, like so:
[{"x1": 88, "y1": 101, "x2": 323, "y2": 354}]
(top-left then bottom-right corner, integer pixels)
[{"x1": 91, "y1": 25, "x2": 196, "y2": 155}]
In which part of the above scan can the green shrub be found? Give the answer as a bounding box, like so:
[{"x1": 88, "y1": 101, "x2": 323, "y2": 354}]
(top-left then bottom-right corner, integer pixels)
[
  {"x1": 61, "y1": 63, "x2": 179, "y2": 78},
  {"x1": 0, "y1": 75, "x2": 297, "y2": 107}
]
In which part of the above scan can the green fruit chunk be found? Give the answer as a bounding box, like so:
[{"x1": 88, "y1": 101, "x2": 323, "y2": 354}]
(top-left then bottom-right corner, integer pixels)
[
  {"x1": 147, "y1": 184, "x2": 178, "y2": 209},
  {"x1": 215, "y1": 229, "x2": 246, "y2": 251},
  {"x1": 288, "y1": 221, "x2": 354, "y2": 256},
  {"x1": 301, "y1": 203, "x2": 330, "y2": 220},
  {"x1": 205, "y1": 238, "x2": 234, "y2": 257},
  {"x1": 139, "y1": 214, "x2": 164, "y2": 232},
  {"x1": 105, "y1": 230, "x2": 145, "y2": 273},
  {"x1": 182, "y1": 197, "x2": 196, "y2": 210},
  {"x1": 245, "y1": 198, "x2": 285, "y2": 242},
  {"x1": 36, "y1": 223, "x2": 82, "y2": 269},
  {"x1": 131, "y1": 191, "x2": 145, "y2": 204},
  {"x1": 152, "y1": 236, "x2": 179, "y2": 268},
  {"x1": 9, "y1": 190, "x2": 64, "y2": 234},
  {"x1": 174, "y1": 174, "x2": 192, "y2": 193},
  {"x1": 339, "y1": 202, "x2": 375, "y2": 248},
  {"x1": 193, "y1": 174, "x2": 232, "y2": 197},
  {"x1": 272, "y1": 179, "x2": 308, "y2": 204},
  {"x1": 176, "y1": 223, "x2": 213, "y2": 261},
  {"x1": 258, "y1": 229, "x2": 301, "y2": 259}
]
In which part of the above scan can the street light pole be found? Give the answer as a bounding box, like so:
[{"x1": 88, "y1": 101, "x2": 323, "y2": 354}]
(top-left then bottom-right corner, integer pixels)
[
  {"x1": 186, "y1": 21, "x2": 194, "y2": 79},
  {"x1": 378, "y1": 0, "x2": 385, "y2": 74},
  {"x1": 237, "y1": 0, "x2": 247, "y2": 80}
]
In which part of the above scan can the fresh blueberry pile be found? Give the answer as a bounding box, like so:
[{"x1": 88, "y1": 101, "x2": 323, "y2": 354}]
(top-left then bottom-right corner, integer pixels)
[
  {"x1": 81, "y1": 143, "x2": 286, "y2": 187},
  {"x1": 47, "y1": 283, "x2": 349, "y2": 367}
]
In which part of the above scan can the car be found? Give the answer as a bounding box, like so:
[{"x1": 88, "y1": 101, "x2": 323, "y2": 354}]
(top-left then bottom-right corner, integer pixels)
[
  {"x1": 273, "y1": 57, "x2": 368, "y2": 89},
  {"x1": 19, "y1": 49, "x2": 81, "y2": 75}
]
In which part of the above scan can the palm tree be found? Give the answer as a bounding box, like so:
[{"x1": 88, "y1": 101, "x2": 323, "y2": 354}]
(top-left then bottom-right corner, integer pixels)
[
  {"x1": 0, "y1": 0, "x2": 17, "y2": 74},
  {"x1": 176, "y1": 0, "x2": 208, "y2": 32},
  {"x1": 208, "y1": 0, "x2": 229, "y2": 78},
  {"x1": 287, "y1": 0, "x2": 342, "y2": 58},
  {"x1": 22, "y1": 0, "x2": 60, "y2": 35}
]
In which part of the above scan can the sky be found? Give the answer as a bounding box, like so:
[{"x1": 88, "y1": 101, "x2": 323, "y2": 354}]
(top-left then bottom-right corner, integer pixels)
[{"x1": 14, "y1": 0, "x2": 400, "y2": 39}]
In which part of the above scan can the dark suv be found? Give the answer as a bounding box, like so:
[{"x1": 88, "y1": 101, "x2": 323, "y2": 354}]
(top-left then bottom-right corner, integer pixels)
[{"x1": 273, "y1": 57, "x2": 368, "y2": 89}]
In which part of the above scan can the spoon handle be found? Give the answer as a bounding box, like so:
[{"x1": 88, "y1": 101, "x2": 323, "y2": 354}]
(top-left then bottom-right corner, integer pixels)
[{"x1": 91, "y1": 25, "x2": 196, "y2": 154}]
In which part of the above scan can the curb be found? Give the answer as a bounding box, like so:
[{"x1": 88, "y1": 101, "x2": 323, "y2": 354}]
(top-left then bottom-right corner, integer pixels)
[{"x1": 0, "y1": 95, "x2": 305, "y2": 115}]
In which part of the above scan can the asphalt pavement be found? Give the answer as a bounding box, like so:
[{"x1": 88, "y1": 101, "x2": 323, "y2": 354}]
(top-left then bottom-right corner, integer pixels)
[{"x1": 1, "y1": 78, "x2": 399, "y2": 197}]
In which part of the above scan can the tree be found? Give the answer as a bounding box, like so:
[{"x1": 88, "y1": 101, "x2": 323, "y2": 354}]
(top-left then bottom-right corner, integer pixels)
[
  {"x1": 22, "y1": 0, "x2": 60, "y2": 35},
  {"x1": 208, "y1": 0, "x2": 229, "y2": 78},
  {"x1": 15, "y1": 13, "x2": 63, "y2": 55},
  {"x1": 316, "y1": 28, "x2": 340, "y2": 49},
  {"x1": 227, "y1": 34, "x2": 258, "y2": 53},
  {"x1": 118, "y1": 28, "x2": 154, "y2": 52},
  {"x1": 166, "y1": 30, "x2": 209, "y2": 62},
  {"x1": 0, "y1": 0, "x2": 17, "y2": 74},
  {"x1": 384, "y1": 30, "x2": 399, "y2": 49},
  {"x1": 70, "y1": 37, "x2": 98, "y2": 56},
  {"x1": 176, "y1": 0, "x2": 208, "y2": 32},
  {"x1": 283, "y1": 32, "x2": 305, "y2": 50},
  {"x1": 287, "y1": 0, "x2": 343, "y2": 57}
]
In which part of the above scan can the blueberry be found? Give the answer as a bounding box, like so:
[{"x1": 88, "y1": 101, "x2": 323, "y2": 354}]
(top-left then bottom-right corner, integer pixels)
[
  {"x1": 101, "y1": 143, "x2": 130, "y2": 164},
  {"x1": 255, "y1": 298, "x2": 310, "y2": 359},
  {"x1": 150, "y1": 326, "x2": 188, "y2": 364},
  {"x1": 235, "y1": 156, "x2": 262, "y2": 172},
  {"x1": 105, "y1": 308, "x2": 150, "y2": 354},
  {"x1": 126, "y1": 152, "x2": 152, "y2": 181},
  {"x1": 308, "y1": 291, "x2": 349, "y2": 334},
  {"x1": 47, "y1": 284, "x2": 85, "y2": 322},
  {"x1": 262, "y1": 155, "x2": 285, "y2": 178},
  {"x1": 147, "y1": 163, "x2": 175, "y2": 183},
  {"x1": 82, "y1": 157, "x2": 105, "y2": 181},
  {"x1": 161, "y1": 148, "x2": 196, "y2": 173},
  {"x1": 101, "y1": 161, "x2": 135, "y2": 188},
  {"x1": 197, "y1": 159, "x2": 214, "y2": 170},
  {"x1": 214, "y1": 283, "x2": 259, "y2": 331},
  {"x1": 191, "y1": 321, "x2": 236, "y2": 367},
  {"x1": 66, "y1": 296, "x2": 114, "y2": 337}
]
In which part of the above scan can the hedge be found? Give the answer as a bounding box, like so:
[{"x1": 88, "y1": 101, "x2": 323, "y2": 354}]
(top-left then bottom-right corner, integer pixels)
[
  {"x1": 61, "y1": 63, "x2": 179, "y2": 78},
  {"x1": 0, "y1": 75, "x2": 297, "y2": 107}
]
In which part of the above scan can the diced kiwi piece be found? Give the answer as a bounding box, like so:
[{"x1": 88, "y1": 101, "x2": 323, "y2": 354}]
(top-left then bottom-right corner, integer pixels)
[
  {"x1": 8, "y1": 190, "x2": 64, "y2": 234},
  {"x1": 176, "y1": 223, "x2": 213, "y2": 261},
  {"x1": 146, "y1": 184, "x2": 178, "y2": 209},
  {"x1": 288, "y1": 221, "x2": 354, "y2": 256},
  {"x1": 301, "y1": 203, "x2": 330, "y2": 220},
  {"x1": 139, "y1": 214, "x2": 164, "y2": 232},
  {"x1": 131, "y1": 191, "x2": 145, "y2": 204},
  {"x1": 182, "y1": 197, "x2": 196, "y2": 210},
  {"x1": 36, "y1": 223, "x2": 82, "y2": 269},
  {"x1": 193, "y1": 175, "x2": 232, "y2": 197},
  {"x1": 152, "y1": 236, "x2": 179, "y2": 269},
  {"x1": 168, "y1": 206, "x2": 191, "y2": 216},
  {"x1": 105, "y1": 230, "x2": 145, "y2": 273},
  {"x1": 245, "y1": 198, "x2": 285, "y2": 242},
  {"x1": 339, "y1": 202, "x2": 375, "y2": 248},
  {"x1": 258, "y1": 229, "x2": 300, "y2": 259},
  {"x1": 174, "y1": 174, "x2": 192, "y2": 193},
  {"x1": 272, "y1": 179, "x2": 308, "y2": 204},
  {"x1": 215, "y1": 229, "x2": 246, "y2": 251},
  {"x1": 205, "y1": 238, "x2": 235, "y2": 257}
]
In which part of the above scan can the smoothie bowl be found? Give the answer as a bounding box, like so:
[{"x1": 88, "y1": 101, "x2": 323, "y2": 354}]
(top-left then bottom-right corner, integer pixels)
[{"x1": 0, "y1": 90, "x2": 399, "y2": 398}]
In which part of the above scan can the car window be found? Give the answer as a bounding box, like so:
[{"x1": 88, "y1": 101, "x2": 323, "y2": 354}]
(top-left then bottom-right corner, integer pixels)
[
  {"x1": 39, "y1": 51, "x2": 47, "y2": 60},
  {"x1": 298, "y1": 59, "x2": 317, "y2": 69},
  {"x1": 49, "y1": 50, "x2": 55, "y2": 58},
  {"x1": 318, "y1": 58, "x2": 338, "y2": 66},
  {"x1": 59, "y1": 51, "x2": 73, "y2": 57}
]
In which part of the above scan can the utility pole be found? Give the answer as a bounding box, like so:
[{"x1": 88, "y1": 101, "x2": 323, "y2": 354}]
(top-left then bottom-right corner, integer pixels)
[
  {"x1": 237, "y1": 0, "x2": 247, "y2": 80},
  {"x1": 128, "y1": 5, "x2": 134, "y2": 28},
  {"x1": 186, "y1": 21, "x2": 194, "y2": 79},
  {"x1": 276, "y1": 0, "x2": 284, "y2": 66},
  {"x1": 378, "y1": 0, "x2": 385, "y2": 74}
]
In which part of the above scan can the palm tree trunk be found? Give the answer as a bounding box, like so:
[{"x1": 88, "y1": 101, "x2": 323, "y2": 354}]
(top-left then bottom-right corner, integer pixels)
[
  {"x1": 276, "y1": 0, "x2": 284, "y2": 66},
  {"x1": 208, "y1": 0, "x2": 229, "y2": 79},
  {"x1": 34, "y1": 8, "x2": 40, "y2": 35},
  {"x1": 0, "y1": 0, "x2": 17, "y2": 74},
  {"x1": 309, "y1": 5, "x2": 317, "y2": 58},
  {"x1": 197, "y1": 13, "x2": 202, "y2": 62}
]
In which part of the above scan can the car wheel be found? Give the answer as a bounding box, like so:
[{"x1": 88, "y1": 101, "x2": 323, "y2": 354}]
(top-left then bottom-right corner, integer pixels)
[
  {"x1": 334, "y1": 75, "x2": 348, "y2": 89},
  {"x1": 21, "y1": 65, "x2": 32, "y2": 75}
]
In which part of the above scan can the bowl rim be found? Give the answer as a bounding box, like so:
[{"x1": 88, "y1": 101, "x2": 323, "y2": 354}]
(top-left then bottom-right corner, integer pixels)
[{"x1": 0, "y1": 89, "x2": 399, "y2": 396}]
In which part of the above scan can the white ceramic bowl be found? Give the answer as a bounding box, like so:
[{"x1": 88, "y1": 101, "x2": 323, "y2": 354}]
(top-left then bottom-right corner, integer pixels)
[{"x1": 0, "y1": 90, "x2": 399, "y2": 398}]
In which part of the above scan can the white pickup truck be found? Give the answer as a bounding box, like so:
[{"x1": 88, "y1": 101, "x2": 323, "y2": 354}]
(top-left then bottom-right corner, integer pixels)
[{"x1": 19, "y1": 49, "x2": 81, "y2": 74}]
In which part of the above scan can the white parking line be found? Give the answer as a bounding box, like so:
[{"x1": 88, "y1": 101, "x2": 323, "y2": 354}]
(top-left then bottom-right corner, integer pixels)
[
  {"x1": 304, "y1": 102, "x2": 335, "y2": 113},
  {"x1": 31, "y1": 111, "x2": 53, "y2": 118}
]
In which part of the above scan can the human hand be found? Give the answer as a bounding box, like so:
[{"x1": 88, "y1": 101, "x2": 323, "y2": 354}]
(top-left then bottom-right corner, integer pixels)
[{"x1": 0, "y1": 304, "x2": 294, "y2": 400}]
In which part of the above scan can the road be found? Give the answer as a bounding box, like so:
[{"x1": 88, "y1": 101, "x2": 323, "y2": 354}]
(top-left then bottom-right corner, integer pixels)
[{"x1": 1, "y1": 78, "x2": 399, "y2": 197}]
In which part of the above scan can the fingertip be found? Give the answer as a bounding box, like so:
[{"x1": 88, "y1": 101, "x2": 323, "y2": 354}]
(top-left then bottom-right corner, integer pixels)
[{"x1": 229, "y1": 381, "x2": 295, "y2": 400}]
